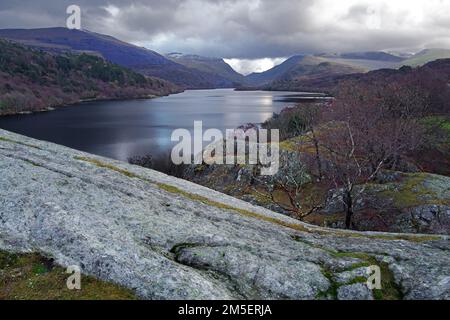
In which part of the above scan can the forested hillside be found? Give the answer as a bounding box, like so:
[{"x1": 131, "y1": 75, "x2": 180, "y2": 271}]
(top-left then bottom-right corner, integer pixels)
[
  {"x1": 0, "y1": 28, "x2": 242, "y2": 89},
  {"x1": 0, "y1": 39, "x2": 180, "y2": 115}
]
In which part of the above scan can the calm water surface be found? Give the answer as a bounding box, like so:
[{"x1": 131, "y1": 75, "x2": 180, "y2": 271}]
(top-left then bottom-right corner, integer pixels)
[{"x1": 0, "y1": 89, "x2": 313, "y2": 161}]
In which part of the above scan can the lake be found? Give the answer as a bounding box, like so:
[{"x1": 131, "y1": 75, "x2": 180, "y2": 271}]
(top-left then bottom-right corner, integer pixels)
[{"x1": 0, "y1": 89, "x2": 320, "y2": 161}]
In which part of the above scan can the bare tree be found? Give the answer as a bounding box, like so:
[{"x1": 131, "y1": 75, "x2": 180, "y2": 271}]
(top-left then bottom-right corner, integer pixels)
[
  {"x1": 264, "y1": 103, "x2": 325, "y2": 180},
  {"x1": 253, "y1": 158, "x2": 322, "y2": 220},
  {"x1": 318, "y1": 79, "x2": 427, "y2": 228}
]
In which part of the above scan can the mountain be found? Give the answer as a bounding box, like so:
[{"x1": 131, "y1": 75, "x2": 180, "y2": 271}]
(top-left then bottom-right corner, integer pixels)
[
  {"x1": 0, "y1": 27, "x2": 170, "y2": 67},
  {"x1": 253, "y1": 53, "x2": 450, "y2": 93},
  {"x1": 304, "y1": 58, "x2": 450, "y2": 95},
  {"x1": 245, "y1": 55, "x2": 306, "y2": 86},
  {"x1": 0, "y1": 27, "x2": 235, "y2": 89},
  {"x1": 0, "y1": 39, "x2": 179, "y2": 115},
  {"x1": 339, "y1": 51, "x2": 404, "y2": 62},
  {"x1": 400, "y1": 48, "x2": 450, "y2": 67},
  {"x1": 244, "y1": 51, "x2": 408, "y2": 90},
  {"x1": 244, "y1": 55, "x2": 365, "y2": 90},
  {"x1": 167, "y1": 53, "x2": 245, "y2": 86},
  {"x1": 316, "y1": 51, "x2": 404, "y2": 71}
]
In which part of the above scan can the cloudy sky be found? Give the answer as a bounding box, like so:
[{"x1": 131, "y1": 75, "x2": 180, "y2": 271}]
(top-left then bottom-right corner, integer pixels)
[{"x1": 1, "y1": 0, "x2": 450, "y2": 74}]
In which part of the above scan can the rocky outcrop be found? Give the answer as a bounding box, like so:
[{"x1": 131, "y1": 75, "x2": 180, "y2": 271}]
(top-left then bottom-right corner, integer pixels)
[
  {"x1": 0, "y1": 129, "x2": 449, "y2": 300},
  {"x1": 323, "y1": 172, "x2": 450, "y2": 234},
  {"x1": 185, "y1": 144, "x2": 450, "y2": 235}
]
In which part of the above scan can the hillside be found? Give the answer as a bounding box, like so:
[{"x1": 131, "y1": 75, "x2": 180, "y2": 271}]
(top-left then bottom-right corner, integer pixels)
[
  {"x1": 242, "y1": 51, "x2": 419, "y2": 92},
  {"x1": 0, "y1": 39, "x2": 180, "y2": 115},
  {"x1": 316, "y1": 51, "x2": 404, "y2": 71},
  {"x1": 244, "y1": 55, "x2": 364, "y2": 90},
  {"x1": 401, "y1": 49, "x2": 450, "y2": 67},
  {"x1": 338, "y1": 51, "x2": 404, "y2": 62},
  {"x1": 0, "y1": 28, "x2": 233, "y2": 89},
  {"x1": 245, "y1": 55, "x2": 306, "y2": 86},
  {"x1": 167, "y1": 53, "x2": 245, "y2": 87},
  {"x1": 1, "y1": 129, "x2": 449, "y2": 300},
  {"x1": 184, "y1": 149, "x2": 450, "y2": 235},
  {"x1": 182, "y1": 60, "x2": 450, "y2": 235},
  {"x1": 244, "y1": 52, "x2": 403, "y2": 88},
  {"x1": 0, "y1": 28, "x2": 170, "y2": 67},
  {"x1": 264, "y1": 57, "x2": 450, "y2": 93}
]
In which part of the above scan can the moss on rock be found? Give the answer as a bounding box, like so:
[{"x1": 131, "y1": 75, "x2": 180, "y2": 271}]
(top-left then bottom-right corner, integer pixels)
[{"x1": 0, "y1": 250, "x2": 136, "y2": 300}]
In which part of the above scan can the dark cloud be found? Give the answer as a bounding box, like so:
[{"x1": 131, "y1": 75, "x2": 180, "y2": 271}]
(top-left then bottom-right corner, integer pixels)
[{"x1": 0, "y1": 0, "x2": 449, "y2": 59}]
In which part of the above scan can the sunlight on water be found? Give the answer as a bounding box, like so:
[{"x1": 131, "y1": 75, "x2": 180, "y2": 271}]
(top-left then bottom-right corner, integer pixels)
[{"x1": 0, "y1": 89, "x2": 310, "y2": 161}]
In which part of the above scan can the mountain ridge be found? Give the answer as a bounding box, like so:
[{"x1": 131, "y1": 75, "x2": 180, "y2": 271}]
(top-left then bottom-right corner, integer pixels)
[
  {"x1": 166, "y1": 52, "x2": 245, "y2": 87},
  {"x1": 1, "y1": 27, "x2": 449, "y2": 92},
  {"x1": 0, "y1": 39, "x2": 180, "y2": 115},
  {"x1": 0, "y1": 27, "x2": 235, "y2": 89}
]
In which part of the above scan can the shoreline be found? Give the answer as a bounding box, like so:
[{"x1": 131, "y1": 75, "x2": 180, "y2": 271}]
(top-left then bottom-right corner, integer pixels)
[
  {"x1": 0, "y1": 88, "x2": 330, "y2": 118},
  {"x1": 0, "y1": 90, "x2": 185, "y2": 117}
]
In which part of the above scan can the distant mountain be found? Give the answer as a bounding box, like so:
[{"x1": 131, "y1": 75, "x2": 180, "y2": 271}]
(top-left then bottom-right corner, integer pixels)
[
  {"x1": 244, "y1": 55, "x2": 364, "y2": 90},
  {"x1": 0, "y1": 28, "x2": 170, "y2": 67},
  {"x1": 292, "y1": 57, "x2": 450, "y2": 94},
  {"x1": 400, "y1": 49, "x2": 450, "y2": 67},
  {"x1": 245, "y1": 55, "x2": 306, "y2": 86},
  {"x1": 0, "y1": 39, "x2": 179, "y2": 115},
  {"x1": 0, "y1": 27, "x2": 234, "y2": 89},
  {"x1": 339, "y1": 51, "x2": 404, "y2": 62},
  {"x1": 241, "y1": 50, "x2": 446, "y2": 92},
  {"x1": 314, "y1": 51, "x2": 404, "y2": 71},
  {"x1": 167, "y1": 53, "x2": 245, "y2": 86}
]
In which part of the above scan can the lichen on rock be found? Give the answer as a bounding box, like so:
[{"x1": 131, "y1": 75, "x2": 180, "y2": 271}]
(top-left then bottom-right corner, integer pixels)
[{"x1": 0, "y1": 129, "x2": 449, "y2": 300}]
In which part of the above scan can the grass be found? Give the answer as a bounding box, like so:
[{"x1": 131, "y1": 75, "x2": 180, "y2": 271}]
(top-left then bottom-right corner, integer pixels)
[
  {"x1": 279, "y1": 134, "x2": 318, "y2": 154},
  {"x1": 401, "y1": 49, "x2": 450, "y2": 67},
  {"x1": 378, "y1": 172, "x2": 449, "y2": 208},
  {"x1": 0, "y1": 250, "x2": 136, "y2": 300},
  {"x1": 157, "y1": 182, "x2": 312, "y2": 233},
  {"x1": 74, "y1": 156, "x2": 139, "y2": 178},
  {"x1": 317, "y1": 267, "x2": 340, "y2": 299},
  {"x1": 0, "y1": 136, "x2": 41, "y2": 149},
  {"x1": 422, "y1": 115, "x2": 450, "y2": 132},
  {"x1": 421, "y1": 115, "x2": 450, "y2": 148},
  {"x1": 75, "y1": 156, "x2": 312, "y2": 233}
]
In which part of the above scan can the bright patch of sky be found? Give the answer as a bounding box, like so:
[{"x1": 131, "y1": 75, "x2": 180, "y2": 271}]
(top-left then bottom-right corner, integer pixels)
[
  {"x1": 2, "y1": 0, "x2": 450, "y2": 74},
  {"x1": 224, "y1": 57, "x2": 287, "y2": 75}
]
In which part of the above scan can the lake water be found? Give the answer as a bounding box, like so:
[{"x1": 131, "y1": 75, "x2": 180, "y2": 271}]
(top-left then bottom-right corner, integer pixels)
[{"x1": 0, "y1": 89, "x2": 318, "y2": 161}]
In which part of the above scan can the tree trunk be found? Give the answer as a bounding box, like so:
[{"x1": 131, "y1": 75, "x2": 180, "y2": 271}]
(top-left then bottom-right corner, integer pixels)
[
  {"x1": 343, "y1": 190, "x2": 353, "y2": 229},
  {"x1": 311, "y1": 129, "x2": 323, "y2": 181}
]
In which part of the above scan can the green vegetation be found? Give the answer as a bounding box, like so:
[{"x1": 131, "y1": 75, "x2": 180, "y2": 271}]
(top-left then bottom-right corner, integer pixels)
[
  {"x1": 317, "y1": 251, "x2": 403, "y2": 300},
  {"x1": 400, "y1": 49, "x2": 450, "y2": 67},
  {"x1": 75, "y1": 156, "x2": 140, "y2": 178},
  {"x1": 377, "y1": 172, "x2": 450, "y2": 208},
  {"x1": 336, "y1": 252, "x2": 403, "y2": 300},
  {"x1": 422, "y1": 115, "x2": 450, "y2": 146},
  {"x1": 156, "y1": 183, "x2": 311, "y2": 233},
  {"x1": 0, "y1": 136, "x2": 41, "y2": 149},
  {"x1": 0, "y1": 250, "x2": 136, "y2": 300}
]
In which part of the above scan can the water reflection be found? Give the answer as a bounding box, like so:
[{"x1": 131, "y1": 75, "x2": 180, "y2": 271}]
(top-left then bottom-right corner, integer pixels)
[{"x1": 0, "y1": 89, "x2": 315, "y2": 161}]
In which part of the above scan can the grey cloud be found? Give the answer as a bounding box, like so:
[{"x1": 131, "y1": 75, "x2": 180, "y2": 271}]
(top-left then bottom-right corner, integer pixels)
[{"x1": 0, "y1": 0, "x2": 449, "y2": 59}]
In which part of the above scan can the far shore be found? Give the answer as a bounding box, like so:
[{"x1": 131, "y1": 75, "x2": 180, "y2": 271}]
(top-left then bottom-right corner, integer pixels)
[{"x1": 0, "y1": 90, "x2": 184, "y2": 117}]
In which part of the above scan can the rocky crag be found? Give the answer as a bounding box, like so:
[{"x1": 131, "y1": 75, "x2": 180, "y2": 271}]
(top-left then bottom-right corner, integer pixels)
[
  {"x1": 0, "y1": 129, "x2": 449, "y2": 300},
  {"x1": 184, "y1": 139, "x2": 450, "y2": 235}
]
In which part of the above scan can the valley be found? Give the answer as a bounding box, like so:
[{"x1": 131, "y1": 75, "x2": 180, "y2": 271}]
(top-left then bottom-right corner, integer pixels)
[
  {"x1": 0, "y1": 21, "x2": 449, "y2": 302},
  {"x1": 1, "y1": 27, "x2": 449, "y2": 95}
]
